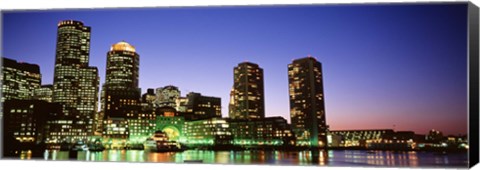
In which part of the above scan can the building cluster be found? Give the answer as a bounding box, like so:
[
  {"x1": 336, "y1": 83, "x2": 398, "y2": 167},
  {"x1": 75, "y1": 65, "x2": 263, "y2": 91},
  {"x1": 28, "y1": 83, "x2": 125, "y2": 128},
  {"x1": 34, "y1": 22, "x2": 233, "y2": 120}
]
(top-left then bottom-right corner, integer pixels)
[
  {"x1": 328, "y1": 129, "x2": 468, "y2": 150},
  {"x1": 1, "y1": 20, "x2": 467, "y2": 154}
]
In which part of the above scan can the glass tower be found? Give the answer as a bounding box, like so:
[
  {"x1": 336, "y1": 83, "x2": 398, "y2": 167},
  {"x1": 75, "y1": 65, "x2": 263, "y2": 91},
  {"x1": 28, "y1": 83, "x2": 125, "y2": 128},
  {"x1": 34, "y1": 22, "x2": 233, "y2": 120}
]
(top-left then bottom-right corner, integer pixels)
[
  {"x1": 288, "y1": 56, "x2": 327, "y2": 148},
  {"x1": 229, "y1": 62, "x2": 265, "y2": 119},
  {"x1": 52, "y1": 20, "x2": 99, "y2": 142}
]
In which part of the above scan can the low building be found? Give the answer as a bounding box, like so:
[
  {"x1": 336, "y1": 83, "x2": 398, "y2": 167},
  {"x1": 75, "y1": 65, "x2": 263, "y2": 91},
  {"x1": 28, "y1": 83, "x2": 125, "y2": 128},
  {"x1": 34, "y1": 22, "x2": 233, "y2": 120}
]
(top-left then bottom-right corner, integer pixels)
[
  {"x1": 155, "y1": 106, "x2": 185, "y2": 142},
  {"x1": 3, "y1": 99, "x2": 62, "y2": 156},
  {"x1": 183, "y1": 118, "x2": 232, "y2": 147},
  {"x1": 330, "y1": 129, "x2": 394, "y2": 148},
  {"x1": 227, "y1": 117, "x2": 295, "y2": 147}
]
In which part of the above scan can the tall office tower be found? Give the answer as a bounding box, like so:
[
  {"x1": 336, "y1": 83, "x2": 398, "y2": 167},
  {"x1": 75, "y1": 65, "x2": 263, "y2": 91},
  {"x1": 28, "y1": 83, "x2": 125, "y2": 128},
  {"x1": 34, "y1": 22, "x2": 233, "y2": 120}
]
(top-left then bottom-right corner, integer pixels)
[
  {"x1": 155, "y1": 85, "x2": 180, "y2": 108},
  {"x1": 288, "y1": 56, "x2": 327, "y2": 148},
  {"x1": 101, "y1": 41, "x2": 141, "y2": 142},
  {"x1": 34, "y1": 85, "x2": 53, "y2": 102},
  {"x1": 52, "y1": 20, "x2": 99, "y2": 142},
  {"x1": 229, "y1": 62, "x2": 265, "y2": 119},
  {"x1": 1, "y1": 57, "x2": 41, "y2": 119}
]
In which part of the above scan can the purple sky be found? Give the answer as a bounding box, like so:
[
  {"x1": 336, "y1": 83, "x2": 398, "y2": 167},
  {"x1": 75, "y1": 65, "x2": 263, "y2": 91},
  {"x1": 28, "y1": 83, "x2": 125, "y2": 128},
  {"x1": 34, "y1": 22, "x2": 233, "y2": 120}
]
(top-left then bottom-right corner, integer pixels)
[{"x1": 2, "y1": 4, "x2": 469, "y2": 135}]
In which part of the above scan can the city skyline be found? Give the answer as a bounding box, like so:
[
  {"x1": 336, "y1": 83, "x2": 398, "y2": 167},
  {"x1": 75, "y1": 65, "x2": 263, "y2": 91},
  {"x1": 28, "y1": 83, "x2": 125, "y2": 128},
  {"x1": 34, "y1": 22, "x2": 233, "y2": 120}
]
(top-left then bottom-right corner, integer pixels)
[{"x1": 2, "y1": 4, "x2": 468, "y2": 135}]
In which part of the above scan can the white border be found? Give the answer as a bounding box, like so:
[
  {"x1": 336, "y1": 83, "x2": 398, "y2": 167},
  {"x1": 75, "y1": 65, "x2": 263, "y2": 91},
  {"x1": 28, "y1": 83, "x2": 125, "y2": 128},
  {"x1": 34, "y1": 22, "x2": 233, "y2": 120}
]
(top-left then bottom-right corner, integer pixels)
[{"x1": 0, "y1": 0, "x2": 477, "y2": 170}]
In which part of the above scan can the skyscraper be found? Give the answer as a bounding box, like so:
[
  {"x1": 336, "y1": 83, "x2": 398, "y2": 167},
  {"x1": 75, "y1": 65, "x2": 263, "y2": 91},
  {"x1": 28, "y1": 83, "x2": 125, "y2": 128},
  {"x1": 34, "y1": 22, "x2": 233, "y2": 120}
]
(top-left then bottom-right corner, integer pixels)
[
  {"x1": 229, "y1": 62, "x2": 265, "y2": 119},
  {"x1": 101, "y1": 41, "x2": 141, "y2": 142},
  {"x1": 288, "y1": 56, "x2": 327, "y2": 148},
  {"x1": 52, "y1": 20, "x2": 99, "y2": 142}
]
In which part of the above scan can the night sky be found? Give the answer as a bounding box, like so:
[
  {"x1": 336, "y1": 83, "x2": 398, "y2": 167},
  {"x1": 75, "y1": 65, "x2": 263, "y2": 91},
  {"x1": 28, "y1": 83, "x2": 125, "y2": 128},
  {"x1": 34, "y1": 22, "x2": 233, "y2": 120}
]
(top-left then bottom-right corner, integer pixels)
[{"x1": 2, "y1": 4, "x2": 468, "y2": 135}]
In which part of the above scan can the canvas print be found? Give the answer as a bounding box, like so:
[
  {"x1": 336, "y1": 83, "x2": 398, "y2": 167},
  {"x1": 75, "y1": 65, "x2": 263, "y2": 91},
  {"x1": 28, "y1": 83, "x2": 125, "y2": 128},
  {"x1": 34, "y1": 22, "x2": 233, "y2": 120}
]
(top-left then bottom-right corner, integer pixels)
[{"x1": 0, "y1": 2, "x2": 477, "y2": 168}]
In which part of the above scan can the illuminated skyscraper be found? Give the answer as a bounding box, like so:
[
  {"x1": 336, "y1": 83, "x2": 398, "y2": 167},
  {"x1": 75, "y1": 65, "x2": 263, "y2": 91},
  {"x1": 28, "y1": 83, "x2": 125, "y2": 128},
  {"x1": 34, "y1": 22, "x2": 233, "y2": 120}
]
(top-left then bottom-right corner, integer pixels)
[
  {"x1": 229, "y1": 62, "x2": 265, "y2": 119},
  {"x1": 51, "y1": 20, "x2": 99, "y2": 142},
  {"x1": 101, "y1": 41, "x2": 141, "y2": 142},
  {"x1": 288, "y1": 56, "x2": 327, "y2": 148}
]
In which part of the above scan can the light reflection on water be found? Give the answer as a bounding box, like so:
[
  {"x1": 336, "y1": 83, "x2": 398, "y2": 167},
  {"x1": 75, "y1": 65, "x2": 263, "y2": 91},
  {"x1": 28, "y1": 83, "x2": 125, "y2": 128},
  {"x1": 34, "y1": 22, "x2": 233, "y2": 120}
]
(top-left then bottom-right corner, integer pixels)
[{"x1": 37, "y1": 149, "x2": 468, "y2": 167}]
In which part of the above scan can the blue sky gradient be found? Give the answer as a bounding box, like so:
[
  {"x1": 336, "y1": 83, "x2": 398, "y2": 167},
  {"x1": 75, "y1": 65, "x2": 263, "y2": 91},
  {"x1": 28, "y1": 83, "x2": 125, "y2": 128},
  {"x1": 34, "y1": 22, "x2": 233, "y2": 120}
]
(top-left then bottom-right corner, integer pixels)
[{"x1": 2, "y1": 4, "x2": 468, "y2": 135}]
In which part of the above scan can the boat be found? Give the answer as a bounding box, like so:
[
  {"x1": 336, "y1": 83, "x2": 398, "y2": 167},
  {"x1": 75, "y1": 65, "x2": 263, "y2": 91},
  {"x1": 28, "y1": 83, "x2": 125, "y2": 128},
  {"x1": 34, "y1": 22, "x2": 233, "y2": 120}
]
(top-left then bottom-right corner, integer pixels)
[
  {"x1": 144, "y1": 131, "x2": 184, "y2": 152},
  {"x1": 71, "y1": 142, "x2": 89, "y2": 151},
  {"x1": 88, "y1": 142, "x2": 105, "y2": 152}
]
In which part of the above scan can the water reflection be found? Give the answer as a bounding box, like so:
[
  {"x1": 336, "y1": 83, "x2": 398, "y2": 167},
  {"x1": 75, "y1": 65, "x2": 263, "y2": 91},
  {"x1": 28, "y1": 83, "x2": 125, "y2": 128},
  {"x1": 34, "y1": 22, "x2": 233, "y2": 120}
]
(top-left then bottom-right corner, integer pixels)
[{"x1": 35, "y1": 149, "x2": 468, "y2": 167}]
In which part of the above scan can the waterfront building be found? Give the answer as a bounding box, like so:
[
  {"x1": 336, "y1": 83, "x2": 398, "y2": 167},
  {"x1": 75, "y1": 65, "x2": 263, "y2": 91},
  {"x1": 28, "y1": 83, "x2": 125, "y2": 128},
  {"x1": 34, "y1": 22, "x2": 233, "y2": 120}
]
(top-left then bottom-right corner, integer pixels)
[
  {"x1": 229, "y1": 62, "x2": 265, "y2": 119},
  {"x1": 101, "y1": 41, "x2": 141, "y2": 143},
  {"x1": 127, "y1": 107, "x2": 156, "y2": 144},
  {"x1": 33, "y1": 85, "x2": 53, "y2": 103},
  {"x1": 1, "y1": 57, "x2": 41, "y2": 118},
  {"x1": 183, "y1": 118, "x2": 232, "y2": 146},
  {"x1": 288, "y1": 56, "x2": 327, "y2": 147},
  {"x1": 51, "y1": 20, "x2": 99, "y2": 142},
  {"x1": 374, "y1": 131, "x2": 417, "y2": 150},
  {"x1": 178, "y1": 92, "x2": 222, "y2": 121},
  {"x1": 329, "y1": 129, "x2": 394, "y2": 147},
  {"x1": 426, "y1": 129, "x2": 444, "y2": 143},
  {"x1": 155, "y1": 106, "x2": 185, "y2": 142},
  {"x1": 227, "y1": 116, "x2": 295, "y2": 147},
  {"x1": 2, "y1": 99, "x2": 62, "y2": 155},
  {"x1": 155, "y1": 85, "x2": 180, "y2": 108}
]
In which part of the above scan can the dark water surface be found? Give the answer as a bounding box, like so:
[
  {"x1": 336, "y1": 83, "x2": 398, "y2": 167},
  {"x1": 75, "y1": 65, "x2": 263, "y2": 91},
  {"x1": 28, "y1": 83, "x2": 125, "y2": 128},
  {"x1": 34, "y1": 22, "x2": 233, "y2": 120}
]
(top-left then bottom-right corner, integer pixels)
[{"x1": 19, "y1": 149, "x2": 468, "y2": 168}]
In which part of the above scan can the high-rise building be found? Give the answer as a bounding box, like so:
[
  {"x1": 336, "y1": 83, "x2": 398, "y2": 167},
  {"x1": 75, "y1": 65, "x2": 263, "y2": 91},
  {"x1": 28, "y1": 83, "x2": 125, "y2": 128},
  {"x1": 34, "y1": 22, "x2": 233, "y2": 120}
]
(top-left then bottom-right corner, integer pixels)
[
  {"x1": 101, "y1": 41, "x2": 141, "y2": 143},
  {"x1": 52, "y1": 20, "x2": 99, "y2": 142},
  {"x1": 1, "y1": 57, "x2": 41, "y2": 118},
  {"x1": 229, "y1": 62, "x2": 265, "y2": 119},
  {"x1": 288, "y1": 56, "x2": 328, "y2": 148},
  {"x1": 33, "y1": 85, "x2": 53, "y2": 102},
  {"x1": 155, "y1": 85, "x2": 180, "y2": 108}
]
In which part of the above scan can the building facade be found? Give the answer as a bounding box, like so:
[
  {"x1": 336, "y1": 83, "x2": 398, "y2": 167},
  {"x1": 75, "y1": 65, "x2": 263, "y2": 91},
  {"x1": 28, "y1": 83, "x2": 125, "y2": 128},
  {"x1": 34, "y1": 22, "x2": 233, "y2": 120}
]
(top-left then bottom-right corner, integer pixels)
[
  {"x1": 3, "y1": 99, "x2": 63, "y2": 155},
  {"x1": 178, "y1": 92, "x2": 222, "y2": 121},
  {"x1": 183, "y1": 118, "x2": 232, "y2": 147},
  {"x1": 229, "y1": 62, "x2": 265, "y2": 119},
  {"x1": 51, "y1": 20, "x2": 99, "y2": 142},
  {"x1": 1, "y1": 57, "x2": 41, "y2": 118},
  {"x1": 101, "y1": 41, "x2": 141, "y2": 142},
  {"x1": 288, "y1": 56, "x2": 327, "y2": 147},
  {"x1": 227, "y1": 117, "x2": 295, "y2": 147},
  {"x1": 33, "y1": 85, "x2": 53, "y2": 103},
  {"x1": 329, "y1": 129, "x2": 395, "y2": 148}
]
